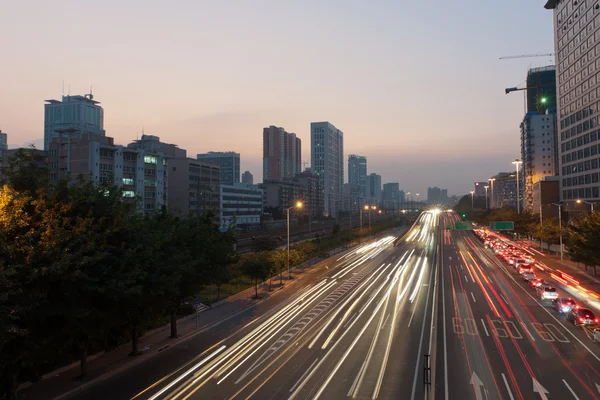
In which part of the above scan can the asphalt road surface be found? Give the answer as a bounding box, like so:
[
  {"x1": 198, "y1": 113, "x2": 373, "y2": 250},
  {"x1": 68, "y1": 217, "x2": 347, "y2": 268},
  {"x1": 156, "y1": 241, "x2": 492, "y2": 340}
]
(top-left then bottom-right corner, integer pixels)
[{"x1": 69, "y1": 211, "x2": 600, "y2": 399}]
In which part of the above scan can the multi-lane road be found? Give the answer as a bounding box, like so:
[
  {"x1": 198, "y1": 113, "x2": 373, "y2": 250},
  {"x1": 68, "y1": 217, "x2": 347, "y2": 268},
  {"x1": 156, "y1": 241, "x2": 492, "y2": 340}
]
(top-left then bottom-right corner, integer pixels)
[{"x1": 68, "y1": 211, "x2": 600, "y2": 399}]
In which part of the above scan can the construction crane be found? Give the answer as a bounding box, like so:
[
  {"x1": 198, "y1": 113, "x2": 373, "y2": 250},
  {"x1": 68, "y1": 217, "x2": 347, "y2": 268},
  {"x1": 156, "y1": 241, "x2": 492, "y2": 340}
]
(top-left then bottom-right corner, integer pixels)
[{"x1": 499, "y1": 53, "x2": 554, "y2": 60}]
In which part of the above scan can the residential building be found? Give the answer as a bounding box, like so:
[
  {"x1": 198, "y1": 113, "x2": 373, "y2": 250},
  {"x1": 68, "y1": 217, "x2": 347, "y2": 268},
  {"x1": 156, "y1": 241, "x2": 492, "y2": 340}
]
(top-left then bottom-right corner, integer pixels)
[
  {"x1": 1, "y1": 148, "x2": 48, "y2": 178},
  {"x1": 526, "y1": 65, "x2": 557, "y2": 114},
  {"x1": 168, "y1": 158, "x2": 220, "y2": 217},
  {"x1": 242, "y1": 170, "x2": 254, "y2": 185},
  {"x1": 348, "y1": 154, "x2": 367, "y2": 197},
  {"x1": 382, "y1": 183, "x2": 400, "y2": 210},
  {"x1": 128, "y1": 134, "x2": 186, "y2": 158},
  {"x1": 427, "y1": 186, "x2": 449, "y2": 204},
  {"x1": 296, "y1": 170, "x2": 324, "y2": 219},
  {"x1": 0, "y1": 130, "x2": 7, "y2": 163},
  {"x1": 219, "y1": 183, "x2": 262, "y2": 230},
  {"x1": 474, "y1": 182, "x2": 487, "y2": 197},
  {"x1": 44, "y1": 93, "x2": 105, "y2": 150},
  {"x1": 532, "y1": 177, "x2": 560, "y2": 222},
  {"x1": 520, "y1": 109, "x2": 558, "y2": 212},
  {"x1": 311, "y1": 121, "x2": 343, "y2": 217},
  {"x1": 490, "y1": 172, "x2": 518, "y2": 209},
  {"x1": 263, "y1": 126, "x2": 301, "y2": 181},
  {"x1": 366, "y1": 173, "x2": 382, "y2": 206},
  {"x1": 545, "y1": 1, "x2": 600, "y2": 204},
  {"x1": 197, "y1": 151, "x2": 240, "y2": 186},
  {"x1": 47, "y1": 133, "x2": 169, "y2": 212},
  {"x1": 260, "y1": 180, "x2": 307, "y2": 212}
]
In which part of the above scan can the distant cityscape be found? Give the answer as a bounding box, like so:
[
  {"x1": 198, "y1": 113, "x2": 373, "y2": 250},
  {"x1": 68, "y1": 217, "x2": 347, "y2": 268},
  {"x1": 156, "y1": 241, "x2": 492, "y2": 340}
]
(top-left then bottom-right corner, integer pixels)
[{"x1": 0, "y1": 93, "x2": 457, "y2": 231}]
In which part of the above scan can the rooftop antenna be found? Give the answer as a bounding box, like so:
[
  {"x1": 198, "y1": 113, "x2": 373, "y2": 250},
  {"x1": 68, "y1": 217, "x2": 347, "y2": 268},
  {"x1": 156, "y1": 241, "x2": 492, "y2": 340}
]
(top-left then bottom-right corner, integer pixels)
[
  {"x1": 68, "y1": 84, "x2": 71, "y2": 96},
  {"x1": 62, "y1": 80, "x2": 64, "y2": 96},
  {"x1": 90, "y1": 85, "x2": 93, "y2": 100}
]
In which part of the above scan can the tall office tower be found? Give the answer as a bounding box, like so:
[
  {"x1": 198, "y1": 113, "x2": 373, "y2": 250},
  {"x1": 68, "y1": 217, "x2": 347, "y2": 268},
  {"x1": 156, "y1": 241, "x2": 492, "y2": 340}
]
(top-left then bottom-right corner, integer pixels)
[
  {"x1": 545, "y1": 1, "x2": 600, "y2": 203},
  {"x1": 383, "y1": 182, "x2": 400, "y2": 209},
  {"x1": 0, "y1": 130, "x2": 7, "y2": 162},
  {"x1": 526, "y1": 66, "x2": 557, "y2": 113},
  {"x1": 44, "y1": 93, "x2": 105, "y2": 150},
  {"x1": 348, "y1": 154, "x2": 367, "y2": 196},
  {"x1": 242, "y1": 170, "x2": 254, "y2": 185},
  {"x1": 263, "y1": 126, "x2": 301, "y2": 181},
  {"x1": 197, "y1": 151, "x2": 240, "y2": 186},
  {"x1": 366, "y1": 173, "x2": 382, "y2": 206},
  {"x1": 311, "y1": 121, "x2": 343, "y2": 217}
]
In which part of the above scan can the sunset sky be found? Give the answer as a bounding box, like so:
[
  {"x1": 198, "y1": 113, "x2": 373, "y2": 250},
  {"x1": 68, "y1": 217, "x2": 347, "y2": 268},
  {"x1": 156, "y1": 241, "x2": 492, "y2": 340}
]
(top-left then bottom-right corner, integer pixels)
[{"x1": 0, "y1": 0, "x2": 555, "y2": 197}]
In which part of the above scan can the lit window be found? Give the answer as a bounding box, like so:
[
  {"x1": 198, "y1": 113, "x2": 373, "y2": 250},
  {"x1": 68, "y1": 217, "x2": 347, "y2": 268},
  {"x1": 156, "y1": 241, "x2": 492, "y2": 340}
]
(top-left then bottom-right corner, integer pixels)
[
  {"x1": 122, "y1": 190, "x2": 135, "y2": 197},
  {"x1": 144, "y1": 155, "x2": 158, "y2": 164}
]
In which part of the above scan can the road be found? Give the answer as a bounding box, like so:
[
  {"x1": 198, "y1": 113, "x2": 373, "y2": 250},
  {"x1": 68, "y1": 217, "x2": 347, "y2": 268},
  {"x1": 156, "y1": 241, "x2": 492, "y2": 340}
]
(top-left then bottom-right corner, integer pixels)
[{"x1": 67, "y1": 211, "x2": 600, "y2": 399}]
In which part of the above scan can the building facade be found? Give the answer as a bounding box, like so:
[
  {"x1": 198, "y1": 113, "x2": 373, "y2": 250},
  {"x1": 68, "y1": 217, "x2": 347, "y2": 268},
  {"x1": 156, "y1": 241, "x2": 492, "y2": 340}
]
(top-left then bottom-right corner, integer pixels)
[
  {"x1": 311, "y1": 122, "x2": 343, "y2": 217},
  {"x1": 296, "y1": 170, "x2": 324, "y2": 219},
  {"x1": 168, "y1": 158, "x2": 220, "y2": 217},
  {"x1": 427, "y1": 186, "x2": 449, "y2": 204},
  {"x1": 261, "y1": 180, "x2": 307, "y2": 212},
  {"x1": 383, "y1": 182, "x2": 400, "y2": 210},
  {"x1": 197, "y1": 151, "x2": 240, "y2": 186},
  {"x1": 526, "y1": 65, "x2": 557, "y2": 114},
  {"x1": 474, "y1": 181, "x2": 487, "y2": 197},
  {"x1": 366, "y1": 173, "x2": 382, "y2": 206},
  {"x1": 0, "y1": 130, "x2": 7, "y2": 163},
  {"x1": 490, "y1": 172, "x2": 518, "y2": 209},
  {"x1": 242, "y1": 170, "x2": 254, "y2": 185},
  {"x1": 44, "y1": 93, "x2": 105, "y2": 150},
  {"x1": 545, "y1": 0, "x2": 600, "y2": 204},
  {"x1": 263, "y1": 126, "x2": 301, "y2": 182},
  {"x1": 47, "y1": 133, "x2": 169, "y2": 212},
  {"x1": 520, "y1": 110, "x2": 558, "y2": 212},
  {"x1": 532, "y1": 177, "x2": 560, "y2": 221},
  {"x1": 219, "y1": 183, "x2": 262, "y2": 230},
  {"x1": 348, "y1": 154, "x2": 367, "y2": 197}
]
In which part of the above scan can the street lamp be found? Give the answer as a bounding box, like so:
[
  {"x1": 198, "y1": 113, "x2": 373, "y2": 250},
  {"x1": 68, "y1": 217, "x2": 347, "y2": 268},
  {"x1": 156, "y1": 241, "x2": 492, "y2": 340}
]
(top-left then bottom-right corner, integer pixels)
[
  {"x1": 484, "y1": 185, "x2": 489, "y2": 209},
  {"x1": 368, "y1": 205, "x2": 377, "y2": 229},
  {"x1": 512, "y1": 159, "x2": 523, "y2": 213},
  {"x1": 489, "y1": 178, "x2": 496, "y2": 209},
  {"x1": 551, "y1": 202, "x2": 563, "y2": 261},
  {"x1": 286, "y1": 201, "x2": 303, "y2": 279},
  {"x1": 576, "y1": 199, "x2": 596, "y2": 213},
  {"x1": 416, "y1": 193, "x2": 420, "y2": 211},
  {"x1": 470, "y1": 190, "x2": 475, "y2": 209},
  {"x1": 361, "y1": 204, "x2": 368, "y2": 229}
]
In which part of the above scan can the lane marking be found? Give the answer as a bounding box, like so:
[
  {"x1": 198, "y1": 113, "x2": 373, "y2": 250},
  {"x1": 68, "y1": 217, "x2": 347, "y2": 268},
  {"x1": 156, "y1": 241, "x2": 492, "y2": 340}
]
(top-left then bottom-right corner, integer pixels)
[
  {"x1": 441, "y1": 236, "x2": 449, "y2": 400},
  {"x1": 480, "y1": 319, "x2": 490, "y2": 336},
  {"x1": 501, "y1": 373, "x2": 515, "y2": 400},
  {"x1": 562, "y1": 379, "x2": 580, "y2": 399},
  {"x1": 464, "y1": 275, "x2": 469, "y2": 283},
  {"x1": 500, "y1": 294, "x2": 508, "y2": 304},
  {"x1": 381, "y1": 313, "x2": 391, "y2": 330},
  {"x1": 342, "y1": 313, "x2": 357, "y2": 328},
  {"x1": 471, "y1": 292, "x2": 477, "y2": 303},
  {"x1": 521, "y1": 322, "x2": 536, "y2": 342},
  {"x1": 289, "y1": 358, "x2": 319, "y2": 393}
]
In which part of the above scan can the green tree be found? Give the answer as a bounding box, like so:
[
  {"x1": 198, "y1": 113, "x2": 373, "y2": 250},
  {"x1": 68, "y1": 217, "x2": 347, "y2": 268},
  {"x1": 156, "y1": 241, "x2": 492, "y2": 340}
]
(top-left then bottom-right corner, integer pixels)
[
  {"x1": 251, "y1": 236, "x2": 278, "y2": 252},
  {"x1": 242, "y1": 253, "x2": 272, "y2": 299}
]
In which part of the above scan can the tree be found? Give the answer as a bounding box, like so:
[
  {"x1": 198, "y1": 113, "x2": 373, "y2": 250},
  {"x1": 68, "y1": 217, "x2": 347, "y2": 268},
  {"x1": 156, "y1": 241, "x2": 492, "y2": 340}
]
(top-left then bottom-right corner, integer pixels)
[
  {"x1": 207, "y1": 228, "x2": 239, "y2": 301},
  {"x1": 331, "y1": 223, "x2": 341, "y2": 235},
  {"x1": 242, "y1": 254, "x2": 272, "y2": 299},
  {"x1": 251, "y1": 236, "x2": 278, "y2": 252},
  {"x1": 566, "y1": 212, "x2": 600, "y2": 274}
]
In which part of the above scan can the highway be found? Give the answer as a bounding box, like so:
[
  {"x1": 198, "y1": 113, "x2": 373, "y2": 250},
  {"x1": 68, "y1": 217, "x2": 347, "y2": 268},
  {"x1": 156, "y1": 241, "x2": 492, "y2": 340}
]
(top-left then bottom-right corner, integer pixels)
[{"x1": 67, "y1": 210, "x2": 600, "y2": 399}]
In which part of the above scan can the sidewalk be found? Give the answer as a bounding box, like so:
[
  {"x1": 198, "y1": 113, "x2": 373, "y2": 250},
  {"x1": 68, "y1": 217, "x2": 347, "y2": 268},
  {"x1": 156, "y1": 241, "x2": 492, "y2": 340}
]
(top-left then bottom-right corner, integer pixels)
[{"x1": 17, "y1": 243, "x2": 355, "y2": 400}]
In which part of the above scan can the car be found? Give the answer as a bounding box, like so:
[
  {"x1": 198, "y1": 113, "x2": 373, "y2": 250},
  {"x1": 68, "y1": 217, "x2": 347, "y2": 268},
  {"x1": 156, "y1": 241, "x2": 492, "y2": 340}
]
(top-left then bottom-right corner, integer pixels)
[
  {"x1": 568, "y1": 308, "x2": 599, "y2": 326},
  {"x1": 552, "y1": 298, "x2": 577, "y2": 314},
  {"x1": 515, "y1": 259, "x2": 531, "y2": 269},
  {"x1": 536, "y1": 285, "x2": 559, "y2": 300},
  {"x1": 529, "y1": 278, "x2": 545, "y2": 288},
  {"x1": 518, "y1": 265, "x2": 534, "y2": 275},
  {"x1": 522, "y1": 271, "x2": 535, "y2": 281}
]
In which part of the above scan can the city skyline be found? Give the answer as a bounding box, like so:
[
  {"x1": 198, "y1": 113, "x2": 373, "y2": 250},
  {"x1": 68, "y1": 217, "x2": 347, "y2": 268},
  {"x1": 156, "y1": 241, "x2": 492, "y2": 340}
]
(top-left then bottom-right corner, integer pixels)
[{"x1": 0, "y1": 0, "x2": 553, "y2": 196}]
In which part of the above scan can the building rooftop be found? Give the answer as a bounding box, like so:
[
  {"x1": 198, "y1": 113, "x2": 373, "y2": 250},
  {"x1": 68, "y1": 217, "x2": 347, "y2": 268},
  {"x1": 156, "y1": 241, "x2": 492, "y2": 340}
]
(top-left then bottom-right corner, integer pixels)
[{"x1": 44, "y1": 94, "x2": 100, "y2": 105}]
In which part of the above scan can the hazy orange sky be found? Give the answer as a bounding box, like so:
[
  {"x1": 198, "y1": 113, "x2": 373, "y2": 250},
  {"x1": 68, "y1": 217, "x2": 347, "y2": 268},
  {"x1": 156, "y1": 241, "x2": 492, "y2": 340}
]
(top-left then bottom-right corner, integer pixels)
[{"x1": 0, "y1": 1, "x2": 555, "y2": 196}]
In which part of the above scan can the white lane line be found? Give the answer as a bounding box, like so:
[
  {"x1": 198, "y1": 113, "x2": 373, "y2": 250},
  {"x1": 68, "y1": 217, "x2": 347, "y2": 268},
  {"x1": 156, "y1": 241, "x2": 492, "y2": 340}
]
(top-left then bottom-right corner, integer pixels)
[
  {"x1": 480, "y1": 319, "x2": 490, "y2": 336},
  {"x1": 460, "y1": 264, "x2": 463, "y2": 270},
  {"x1": 471, "y1": 292, "x2": 477, "y2": 303},
  {"x1": 500, "y1": 294, "x2": 508, "y2": 304},
  {"x1": 520, "y1": 322, "x2": 536, "y2": 342},
  {"x1": 562, "y1": 379, "x2": 580, "y2": 399},
  {"x1": 289, "y1": 358, "x2": 319, "y2": 393},
  {"x1": 381, "y1": 313, "x2": 391, "y2": 330},
  {"x1": 342, "y1": 313, "x2": 357, "y2": 328},
  {"x1": 442, "y1": 239, "x2": 449, "y2": 400},
  {"x1": 501, "y1": 373, "x2": 515, "y2": 400},
  {"x1": 464, "y1": 275, "x2": 469, "y2": 283}
]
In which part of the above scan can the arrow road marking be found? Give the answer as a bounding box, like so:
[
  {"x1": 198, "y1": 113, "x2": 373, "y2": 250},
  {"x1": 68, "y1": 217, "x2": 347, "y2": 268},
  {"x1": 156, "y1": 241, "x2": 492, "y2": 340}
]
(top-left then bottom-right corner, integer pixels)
[
  {"x1": 562, "y1": 379, "x2": 580, "y2": 399},
  {"x1": 470, "y1": 372, "x2": 484, "y2": 400},
  {"x1": 533, "y1": 377, "x2": 549, "y2": 400}
]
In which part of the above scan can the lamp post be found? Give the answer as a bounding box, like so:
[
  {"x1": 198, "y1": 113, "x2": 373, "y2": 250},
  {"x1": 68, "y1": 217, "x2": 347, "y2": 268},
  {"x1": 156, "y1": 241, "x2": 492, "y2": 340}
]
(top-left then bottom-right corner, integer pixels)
[
  {"x1": 489, "y1": 178, "x2": 495, "y2": 209},
  {"x1": 470, "y1": 190, "x2": 475, "y2": 209},
  {"x1": 416, "y1": 193, "x2": 420, "y2": 211},
  {"x1": 551, "y1": 202, "x2": 563, "y2": 261},
  {"x1": 576, "y1": 199, "x2": 596, "y2": 213},
  {"x1": 484, "y1": 185, "x2": 489, "y2": 209},
  {"x1": 361, "y1": 204, "x2": 368, "y2": 229},
  {"x1": 286, "y1": 201, "x2": 303, "y2": 279},
  {"x1": 367, "y1": 205, "x2": 376, "y2": 229},
  {"x1": 512, "y1": 159, "x2": 522, "y2": 213}
]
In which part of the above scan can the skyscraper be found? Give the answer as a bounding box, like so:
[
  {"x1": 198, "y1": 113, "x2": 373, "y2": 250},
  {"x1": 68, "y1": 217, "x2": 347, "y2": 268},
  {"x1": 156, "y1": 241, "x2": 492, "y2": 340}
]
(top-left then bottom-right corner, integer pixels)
[
  {"x1": 197, "y1": 151, "x2": 240, "y2": 186},
  {"x1": 366, "y1": 173, "x2": 382, "y2": 206},
  {"x1": 348, "y1": 154, "x2": 367, "y2": 196},
  {"x1": 0, "y1": 130, "x2": 7, "y2": 163},
  {"x1": 263, "y1": 126, "x2": 301, "y2": 181},
  {"x1": 545, "y1": 1, "x2": 600, "y2": 203},
  {"x1": 311, "y1": 122, "x2": 343, "y2": 217},
  {"x1": 526, "y1": 66, "x2": 557, "y2": 114},
  {"x1": 44, "y1": 93, "x2": 105, "y2": 150},
  {"x1": 242, "y1": 170, "x2": 254, "y2": 185},
  {"x1": 383, "y1": 182, "x2": 400, "y2": 210}
]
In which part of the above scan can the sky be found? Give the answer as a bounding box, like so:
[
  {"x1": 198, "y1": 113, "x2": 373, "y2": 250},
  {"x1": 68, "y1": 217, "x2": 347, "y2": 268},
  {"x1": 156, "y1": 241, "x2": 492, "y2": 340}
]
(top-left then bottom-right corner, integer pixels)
[{"x1": 0, "y1": 0, "x2": 556, "y2": 198}]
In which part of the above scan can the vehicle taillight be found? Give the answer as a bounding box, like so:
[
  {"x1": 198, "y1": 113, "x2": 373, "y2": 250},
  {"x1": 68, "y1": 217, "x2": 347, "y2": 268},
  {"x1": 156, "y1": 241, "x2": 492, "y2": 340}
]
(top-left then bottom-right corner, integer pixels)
[
  {"x1": 579, "y1": 317, "x2": 584, "y2": 322},
  {"x1": 595, "y1": 319, "x2": 599, "y2": 323}
]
